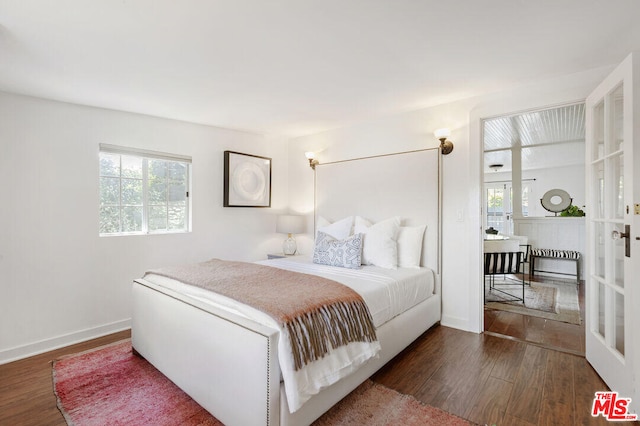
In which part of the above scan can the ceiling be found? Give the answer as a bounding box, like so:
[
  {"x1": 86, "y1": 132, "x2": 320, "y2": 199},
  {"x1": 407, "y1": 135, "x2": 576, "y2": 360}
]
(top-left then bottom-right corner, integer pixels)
[
  {"x1": 2, "y1": 1, "x2": 640, "y2": 138},
  {"x1": 484, "y1": 103, "x2": 586, "y2": 173}
]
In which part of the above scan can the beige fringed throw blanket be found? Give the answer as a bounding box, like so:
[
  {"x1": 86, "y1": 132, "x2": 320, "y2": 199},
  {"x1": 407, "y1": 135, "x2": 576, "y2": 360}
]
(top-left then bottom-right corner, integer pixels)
[{"x1": 145, "y1": 259, "x2": 377, "y2": 370}]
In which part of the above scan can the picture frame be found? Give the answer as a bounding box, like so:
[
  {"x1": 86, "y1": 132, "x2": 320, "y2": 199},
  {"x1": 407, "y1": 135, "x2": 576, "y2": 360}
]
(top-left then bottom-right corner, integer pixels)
[{"x1": 224, "y1": 151, "x2": 272, "y2": 207}]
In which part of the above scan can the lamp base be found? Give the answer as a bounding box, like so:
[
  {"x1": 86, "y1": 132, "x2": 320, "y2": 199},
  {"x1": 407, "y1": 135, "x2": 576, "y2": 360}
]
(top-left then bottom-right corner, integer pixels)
[{"x1": 282, "y1": 236, "x2": 297, "y2": 255}]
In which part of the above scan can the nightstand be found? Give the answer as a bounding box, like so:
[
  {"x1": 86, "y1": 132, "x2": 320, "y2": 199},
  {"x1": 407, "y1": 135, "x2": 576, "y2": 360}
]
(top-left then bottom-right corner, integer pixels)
[{"x1": 267, "y1": 253, "x2": 299, "y2": 260}]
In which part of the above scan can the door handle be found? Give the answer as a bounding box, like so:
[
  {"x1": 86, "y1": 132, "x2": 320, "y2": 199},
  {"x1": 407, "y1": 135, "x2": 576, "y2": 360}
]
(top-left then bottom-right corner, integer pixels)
[
  {"x1": 612, "y1": 224, "x2": 631, "y2": 257},
  {"x1": 612, "y1": 230, "x2": 629, "y2": 239}
]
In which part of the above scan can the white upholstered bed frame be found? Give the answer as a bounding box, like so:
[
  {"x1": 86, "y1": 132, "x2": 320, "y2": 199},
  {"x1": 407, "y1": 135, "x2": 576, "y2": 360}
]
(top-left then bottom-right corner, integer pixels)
[{"x1": 132, "y1": 148, "x2": 442, "y2": 425}]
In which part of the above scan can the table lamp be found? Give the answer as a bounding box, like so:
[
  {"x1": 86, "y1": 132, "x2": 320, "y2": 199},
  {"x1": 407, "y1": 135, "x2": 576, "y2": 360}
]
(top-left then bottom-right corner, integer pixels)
[{"x1": 276, "y1": 215, "x2": 304, "y2": 255}]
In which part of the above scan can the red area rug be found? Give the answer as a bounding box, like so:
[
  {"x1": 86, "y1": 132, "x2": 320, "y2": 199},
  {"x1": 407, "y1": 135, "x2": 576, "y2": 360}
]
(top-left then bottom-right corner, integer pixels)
[{"x1": 54, "y1": 339, "x2": 472, "y2": 425}]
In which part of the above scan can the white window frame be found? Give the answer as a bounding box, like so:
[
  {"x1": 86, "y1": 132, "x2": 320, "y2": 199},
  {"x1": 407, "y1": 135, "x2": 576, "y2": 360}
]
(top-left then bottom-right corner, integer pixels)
[
  {"x1": 484, "y1": 181, "x2": 532, "y2": 235},
  {"x1": 99, "y1": 144, "x2": 192, "y2": 236}
]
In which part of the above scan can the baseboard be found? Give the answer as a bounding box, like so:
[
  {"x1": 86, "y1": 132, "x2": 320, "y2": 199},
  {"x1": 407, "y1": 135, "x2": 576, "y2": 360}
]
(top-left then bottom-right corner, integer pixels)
[
  {"x1": 0, "y1": 319, "x2": 131, "y2": 365},
  {"x1": 441, "y1": 314, "x2": 480, "y2": 333}
]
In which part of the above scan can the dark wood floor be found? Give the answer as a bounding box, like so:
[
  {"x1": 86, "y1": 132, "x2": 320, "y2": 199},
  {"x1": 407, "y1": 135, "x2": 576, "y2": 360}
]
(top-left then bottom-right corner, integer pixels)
[
  {"x1": 373, "y1": 276, "x2": 625, "y2": 425},
  {"x1": 0, "y1": 284, "x2": 622, "y2": 426},
  {"x1": 484, "y1": 275, "x2": 586, "y2": 355},
  {"x1": 372, "y1": 325, "x2": 620, "y2": 425}
]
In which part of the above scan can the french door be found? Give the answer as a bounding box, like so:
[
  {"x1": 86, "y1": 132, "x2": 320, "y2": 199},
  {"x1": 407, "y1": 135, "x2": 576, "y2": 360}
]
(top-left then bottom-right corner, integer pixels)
[
  {"x1": 585, "y1": 52, "x2": 639, "y2": 413},
  {"x1": 484, "y1": 182, "x2": 531, "y2": 235},
  {"x1": 485, "y1": 183, "x2": 512, "y2": 234}
]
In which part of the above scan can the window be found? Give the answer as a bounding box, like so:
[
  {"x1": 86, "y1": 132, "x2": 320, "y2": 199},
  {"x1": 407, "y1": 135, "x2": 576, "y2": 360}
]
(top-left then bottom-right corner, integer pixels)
[{"x1": 99, "y1": 144, "x2": 191, "y2": 236}]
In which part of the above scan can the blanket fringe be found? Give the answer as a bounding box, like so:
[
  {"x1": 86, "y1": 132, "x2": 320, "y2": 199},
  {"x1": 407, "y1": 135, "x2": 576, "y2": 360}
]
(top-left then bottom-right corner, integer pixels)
[{"x1": 285, "y1": 300, "x2": 377, "y2": 371}]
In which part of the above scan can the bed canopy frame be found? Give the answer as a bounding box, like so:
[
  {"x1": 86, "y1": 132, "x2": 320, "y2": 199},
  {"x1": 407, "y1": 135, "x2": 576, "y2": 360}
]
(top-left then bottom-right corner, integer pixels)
[{"x1": 132, "y1": 147, "x2": 443, "y2": 425}]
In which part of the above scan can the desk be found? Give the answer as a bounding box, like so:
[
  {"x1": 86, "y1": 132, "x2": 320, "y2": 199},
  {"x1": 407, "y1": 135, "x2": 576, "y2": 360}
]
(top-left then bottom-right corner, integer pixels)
[
  {"x1": 484, "y1": 234, "x2": 509, "y2": 241},
  {"x1": 484, "y1": 239, "x2": 519, "y2": 252}
]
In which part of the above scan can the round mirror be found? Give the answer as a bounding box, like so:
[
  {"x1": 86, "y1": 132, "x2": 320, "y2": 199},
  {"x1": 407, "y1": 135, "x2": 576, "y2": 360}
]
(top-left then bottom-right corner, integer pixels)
[
  {"x1": 541, "y1": 189, "x2": 572, "y2": 215},
  {"x1": 550, "y1": 195, "x2": 563, "y2": 204}
]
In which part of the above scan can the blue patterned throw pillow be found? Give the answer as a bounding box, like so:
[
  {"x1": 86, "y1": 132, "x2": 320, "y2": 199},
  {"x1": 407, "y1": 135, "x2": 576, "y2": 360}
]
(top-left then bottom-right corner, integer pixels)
[{"x1": 313, "y1": 231, "x2": 363, "y2": 269}]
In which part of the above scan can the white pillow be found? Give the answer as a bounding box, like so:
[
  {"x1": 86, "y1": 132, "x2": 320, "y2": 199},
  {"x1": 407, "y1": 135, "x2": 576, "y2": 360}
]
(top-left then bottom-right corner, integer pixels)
[
  {"x1": 313, "y1": 231, "x2": 363, "y2": 269},
  {"x1": 354, "y1": 216, "x2": 401, "y2": 269},
  {"x1": 316, "y1": 216, "x2": 353, "y2": 240},
  {"x1": 397, "y1": 225, "x2": 426, "y2": 268}
]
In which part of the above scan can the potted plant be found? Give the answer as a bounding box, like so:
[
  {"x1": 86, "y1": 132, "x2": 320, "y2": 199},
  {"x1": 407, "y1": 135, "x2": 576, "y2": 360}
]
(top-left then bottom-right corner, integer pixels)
[{"x1": 560, "y1": 205, "x2": 585, "y2": 217}]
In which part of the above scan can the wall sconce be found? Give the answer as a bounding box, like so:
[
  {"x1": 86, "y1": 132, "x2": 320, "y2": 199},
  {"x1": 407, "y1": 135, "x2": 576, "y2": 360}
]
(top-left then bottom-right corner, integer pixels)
[
  {"x1": 434, "y1": 128, "x2": 454, "y2": 155},
  {"x1": 305, "y1": 151, "x2": 319, "y2": 169}
]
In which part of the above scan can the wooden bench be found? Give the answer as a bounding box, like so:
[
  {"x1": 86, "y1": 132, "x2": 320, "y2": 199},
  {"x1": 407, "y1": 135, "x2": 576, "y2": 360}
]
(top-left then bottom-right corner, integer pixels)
[{"x1": 530, "y1": 248, "x2": 581, "y2": 284}]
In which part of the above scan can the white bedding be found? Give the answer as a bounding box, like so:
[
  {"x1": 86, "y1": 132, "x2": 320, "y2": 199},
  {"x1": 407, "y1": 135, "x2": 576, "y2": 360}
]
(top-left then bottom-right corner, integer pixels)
[
  {"x1": 255, "y1": 256, "x2": 435, "y2": 327},
  {"x1": 142, "y1": 256, "x2": 435, "y2": 412}
]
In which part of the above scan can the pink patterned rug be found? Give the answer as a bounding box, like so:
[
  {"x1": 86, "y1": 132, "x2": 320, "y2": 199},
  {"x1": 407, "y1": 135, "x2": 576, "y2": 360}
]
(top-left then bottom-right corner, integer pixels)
[{"x1": 53, "y1": 339, "x2": 472, "y2": 425}]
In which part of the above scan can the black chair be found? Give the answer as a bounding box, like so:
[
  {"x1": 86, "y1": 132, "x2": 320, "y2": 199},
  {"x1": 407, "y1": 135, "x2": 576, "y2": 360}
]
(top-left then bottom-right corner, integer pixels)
[
  {"x1": 501, "y1": 235, "x2": 531, "y2": 285},
  {"x1": 484, "y1": 251, "x2": 525, "y2": 304},
  {"x1": 519, "y1": 243, "x2": 531, "y2": 285}
]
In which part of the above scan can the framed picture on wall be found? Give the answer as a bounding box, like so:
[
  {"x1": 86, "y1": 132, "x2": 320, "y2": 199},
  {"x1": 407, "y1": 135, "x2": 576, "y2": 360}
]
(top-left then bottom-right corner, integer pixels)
[{"x1": 224, "y1": 151, "x2": 272, "y2": 207}]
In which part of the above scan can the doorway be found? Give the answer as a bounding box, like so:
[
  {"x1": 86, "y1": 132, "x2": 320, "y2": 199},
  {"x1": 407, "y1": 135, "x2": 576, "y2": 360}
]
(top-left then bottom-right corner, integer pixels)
[{"x1": 481, "y1": 103, "x2": 586, "y2": 354}]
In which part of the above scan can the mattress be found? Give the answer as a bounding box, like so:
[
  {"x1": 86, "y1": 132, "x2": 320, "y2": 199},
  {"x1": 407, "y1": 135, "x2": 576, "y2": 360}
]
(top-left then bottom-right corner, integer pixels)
[
  {"x1": 256, "y1": 256, "x2": 435, "y2": 327},
  {"x1": 143, "y1": 256, "x2": 435, "y2": 329}
]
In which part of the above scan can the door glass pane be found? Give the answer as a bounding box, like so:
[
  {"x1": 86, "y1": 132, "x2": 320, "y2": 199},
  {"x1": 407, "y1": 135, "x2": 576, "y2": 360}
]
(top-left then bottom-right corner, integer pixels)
[
  {"x1": 612, "y1": 153, "x2": 624, "y2": 220},
  {"x1": 595, "y1": 222, "x2": 606, "y2": 279},
  {"x1": 486, "y1": 186, "x2": 505, "y2": 233},
  {"x1": 594, "y1": 160, "x2": 605, "y2": 219},
  {"x1": 611, "y1": 84, "x2": 624, "y2": 153},
  {"x1": 615, "y1": 291, "x2": 625, "y2": 355},
  {"x1": 593, "y1": 100, "x2": 605, "y2": 160},
  {"x1": 598, "y1": 282, "x2": 606, "y2": 338}
]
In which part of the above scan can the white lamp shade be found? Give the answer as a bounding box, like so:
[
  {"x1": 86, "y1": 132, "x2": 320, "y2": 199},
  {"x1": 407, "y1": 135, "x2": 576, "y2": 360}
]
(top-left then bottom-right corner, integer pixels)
[
  {"x1": 434, "y1": 128, "x2": 451, "y2": 139},
  {"x1": 276, "y1": 215, "x2": 304, "y2": 235},
  {"x1": 304, "y1": 151, "x2": 316, "y2": 160}
]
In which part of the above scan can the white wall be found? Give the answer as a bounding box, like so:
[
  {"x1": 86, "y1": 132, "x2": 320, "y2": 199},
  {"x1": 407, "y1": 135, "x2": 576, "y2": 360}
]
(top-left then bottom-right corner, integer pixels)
[
  {"x1": 289, "y1": 65, "x2": 614, "y2": 333},
  {"x1": 287, "y1": 99, "x2": 476, "y2": 330},
  {"x1": 0, "y1": 92, "x2": 288, "y2": 363}
]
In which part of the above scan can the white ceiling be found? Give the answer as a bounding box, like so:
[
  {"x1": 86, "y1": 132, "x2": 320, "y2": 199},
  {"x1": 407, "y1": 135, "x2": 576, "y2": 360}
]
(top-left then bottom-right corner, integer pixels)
[
  {"x1": 2, "y1": 0, "x2": 640, "y2": 138},
  {"x1": 483, "y1": 103, "x2": 586, "y2": 173}
]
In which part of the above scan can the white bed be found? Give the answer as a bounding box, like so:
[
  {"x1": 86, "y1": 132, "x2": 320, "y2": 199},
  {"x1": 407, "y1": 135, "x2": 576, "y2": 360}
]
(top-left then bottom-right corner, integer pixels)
[{"x1": 132, "y1": 148, "x2": 442, "y2": 425}]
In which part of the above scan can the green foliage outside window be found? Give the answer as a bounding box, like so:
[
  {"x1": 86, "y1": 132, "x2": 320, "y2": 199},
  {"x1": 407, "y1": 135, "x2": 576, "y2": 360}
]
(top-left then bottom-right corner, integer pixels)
[{"x1": 99, "y1": 152, "x2": 189, "y2": 235}]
